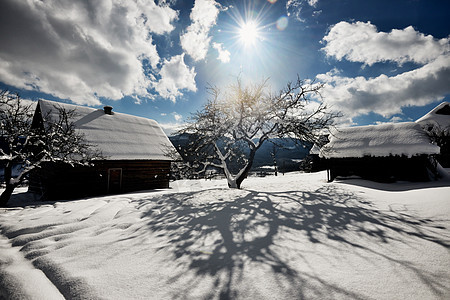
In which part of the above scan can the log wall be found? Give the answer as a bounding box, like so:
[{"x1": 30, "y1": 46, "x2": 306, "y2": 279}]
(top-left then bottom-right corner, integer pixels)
[
  {"x1": 29, "y1": 160, "x2": 171, "y2": 200},
  {"x1": 326, "y1": 155, "x2": 435, "y2": 182}
]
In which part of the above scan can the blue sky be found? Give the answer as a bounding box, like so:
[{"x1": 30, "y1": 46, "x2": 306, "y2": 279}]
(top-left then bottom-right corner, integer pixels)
[{"x1": 0, "y1": 0, "x2": 449, "y2": 134}]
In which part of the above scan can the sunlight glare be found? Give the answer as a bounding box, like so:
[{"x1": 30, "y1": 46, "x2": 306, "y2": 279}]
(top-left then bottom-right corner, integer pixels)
[{"x1": 239, "y1": 21, "x2": 259, "y2": 46}]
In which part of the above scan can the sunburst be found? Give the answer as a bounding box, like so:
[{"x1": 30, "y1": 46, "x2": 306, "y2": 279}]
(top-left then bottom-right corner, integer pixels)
[{"x1": 238, "y1": 20, "x2": 261, "y2": 47}]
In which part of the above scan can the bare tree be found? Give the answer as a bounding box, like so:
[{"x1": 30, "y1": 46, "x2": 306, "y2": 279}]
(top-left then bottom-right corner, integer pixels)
[
  {"x1": 175, "y1": 77, "x2": 339, "y2": 188},
  {"x1": 0, "y1": 91, "x2": 101, "y2": 206},
  {"x1": 423, "y1": 124, "x2": 450, "y2": 167}
]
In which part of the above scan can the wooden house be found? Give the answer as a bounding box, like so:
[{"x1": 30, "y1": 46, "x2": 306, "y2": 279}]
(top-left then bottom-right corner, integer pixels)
[
  {"x1": 29, "y1": 100, "x2": 178, "y2": 200},
  {"x1": 320, "y1": 122, "x2": 440, "y2": 182}
]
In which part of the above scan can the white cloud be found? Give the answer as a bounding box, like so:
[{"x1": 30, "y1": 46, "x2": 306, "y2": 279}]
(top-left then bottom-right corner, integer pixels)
[
  {"x1": 180, "y1": 0, "x2": 220, "y2": 61},
  {"x1": 307, "y1": 0, "x2": 319, "y2": 7},
  {"x1": 375, "y1": 116, "x2": 405, "y2": 125},
  {"x1": 317, "y1": 22, "x2": 450, "y2": 123},
  {"x1": 286, "y1": 0, "x2": 304, "y2": 22},
  {"x1": 172, "y1": 112, "x2": 183, "y2": 121},
  {"x1": 158, "y1": 122, "x2": 183, "y2": 136},
  {"x1": 137, "y1": 0, "x2": 179, "y2": 35},
  {"x1": 0, "y1": 0, "x2": 178, "y2": 105},
  {"x1": 155, "y1": 54, "x2": 197, "y2": 102},
  {"x1": 158, "y1": 112, "x2": 183, "y2": 135},
  {"x1": 212, "y1": 42, "x2": 231, "y2": 63},
  {"x1": 322, "y1": 21, "x2": 450, "y2": 66},
  {"x1": 389, "y1": 116, "x2": 404, "y2": 123},
  {"x1": 317, "y1": 54, "x2": 450, "y2": 119}
]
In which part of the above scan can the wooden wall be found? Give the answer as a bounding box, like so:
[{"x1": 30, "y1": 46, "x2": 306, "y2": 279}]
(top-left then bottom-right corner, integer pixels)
[
  {"x1": 29, "y1": 160, "x2": 171, "y2": 200},
  {"x1": 326, "y1": 155, "x2": 435, "y2": 182}
]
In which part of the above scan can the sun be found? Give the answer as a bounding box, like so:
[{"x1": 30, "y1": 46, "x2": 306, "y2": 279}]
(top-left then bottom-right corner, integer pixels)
[{"x1": 238, "y1": 20, "x2": 260, "y2": 46}]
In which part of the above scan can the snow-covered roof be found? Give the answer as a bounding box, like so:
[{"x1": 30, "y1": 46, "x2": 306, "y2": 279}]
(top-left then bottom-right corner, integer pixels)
[
  {"x1": 320, "y1": 122, "x2": 439, "y2": 158},
  {"x1": 416, "y1": 102, "x2": 450, "y2": 130},
  {"x1": 37, "y1": 100, "x2": 177, "y2": 161}
]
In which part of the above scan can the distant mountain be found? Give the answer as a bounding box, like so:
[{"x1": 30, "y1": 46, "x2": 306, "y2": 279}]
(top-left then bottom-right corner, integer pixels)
[{"x1": 169, "y1": 135, "x2": 311, "y2": 173}]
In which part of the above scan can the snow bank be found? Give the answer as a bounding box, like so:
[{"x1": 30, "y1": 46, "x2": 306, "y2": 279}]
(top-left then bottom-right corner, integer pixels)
[
  {"x1": 0, "y1": 173, "x2": 449, "y2": 299},
  {"x1": 321, "y1": 122, "x2": 440, "y2": 158}
]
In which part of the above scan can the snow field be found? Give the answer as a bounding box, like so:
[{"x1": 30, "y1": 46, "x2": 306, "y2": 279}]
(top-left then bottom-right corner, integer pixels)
[{"x1": 0, "y1": 171, "x2": 449, "y2": 299}]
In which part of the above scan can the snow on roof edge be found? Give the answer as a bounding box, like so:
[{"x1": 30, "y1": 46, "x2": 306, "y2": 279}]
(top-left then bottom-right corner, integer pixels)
[{"x1": 416, "y1": 101, "x2": 450, "y2": 129}]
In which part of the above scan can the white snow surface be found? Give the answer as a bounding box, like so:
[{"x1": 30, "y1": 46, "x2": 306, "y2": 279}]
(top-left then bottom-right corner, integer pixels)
[
  {"x1": 416, "y1": 101, "x2": 450, "y2": 130},
  {"x1": 38, "y1": 100, "x2": 176, "y2": 160},
  {"x1": 1, "y1": 172, "x2": 450, "y2": 299},
  {"x1": 321, "y1": 122, "x2": 440, "y2": 158}
]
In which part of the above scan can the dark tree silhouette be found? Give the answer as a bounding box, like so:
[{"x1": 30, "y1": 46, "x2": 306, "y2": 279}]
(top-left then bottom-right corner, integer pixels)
[
  {"x1": 0, "y1": 90, "x2": 101, "y2": 206},
  {"x1": 423, "y1": 125, "x2": 450, "y2": 167}
]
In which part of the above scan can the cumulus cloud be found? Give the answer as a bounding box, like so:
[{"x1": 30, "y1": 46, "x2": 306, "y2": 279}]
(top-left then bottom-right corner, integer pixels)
[
  {"x1": 180, "y1": 0, "x2": 220, "y2": 61},
  {"x1": 322, "y1": 21, "x2": 450, "y2": 66},
  {"x1": 318, "y1": 54, "x2": 450, "y2": 119},
  {"x1": 212, "y1": 42, "x2": 231, "y2": 63},
  {"x1": 318, "y1": 21, "x2": 450, "y2": 122},
  {"x1": 0, "y1": 0, "x2": 178, "y2": 105},
  {"x1": 155, "y1": 54, "x2": 197, "y2": 102}
]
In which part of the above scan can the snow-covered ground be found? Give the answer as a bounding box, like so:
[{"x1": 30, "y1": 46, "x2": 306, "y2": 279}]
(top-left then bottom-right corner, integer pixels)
[{"x1": 0, "y1": 171, "x2": 449, "y2": 299}]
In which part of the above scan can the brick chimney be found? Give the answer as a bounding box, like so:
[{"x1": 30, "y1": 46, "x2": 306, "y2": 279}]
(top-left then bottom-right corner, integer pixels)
[{"x1": 103, "y1": 106, "x2": 113, "y2": 115}]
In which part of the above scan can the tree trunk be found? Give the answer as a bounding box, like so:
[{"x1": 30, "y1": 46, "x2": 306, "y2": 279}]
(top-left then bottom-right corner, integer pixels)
[
  {"x1": 227, "y1": 179, "x2": 238, "y2": 189},
  {"x1": 0, "y1": 184, "x2": 15, "y2": 207},
  {"x1": 234, "y1": 150, "x2": 256, "y2": 189},
  {"x1": 0, "y1": 165, "x2": 15, "y2": 207},
  {"x1": 222, "y1": 147, "x2": 257, "y2": 189},
  {"x1": 235, "y1": 168, "x2": 248, "y2": 189},
  {"x1": 225, "y1": 165, "x2": 247, "y2": 189}
]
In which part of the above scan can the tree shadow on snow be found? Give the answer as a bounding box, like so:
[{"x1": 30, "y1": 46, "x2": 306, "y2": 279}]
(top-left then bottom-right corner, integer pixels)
[{"x1": 139, "y1": 185, "x2": 449, "y2": 299}]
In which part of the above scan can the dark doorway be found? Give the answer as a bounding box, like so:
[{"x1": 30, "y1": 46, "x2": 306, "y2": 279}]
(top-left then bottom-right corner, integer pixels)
[{"x1": 108, "y1": 168, "x2": 122, "y2": 193}]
